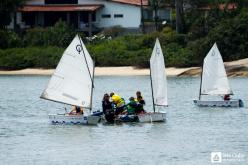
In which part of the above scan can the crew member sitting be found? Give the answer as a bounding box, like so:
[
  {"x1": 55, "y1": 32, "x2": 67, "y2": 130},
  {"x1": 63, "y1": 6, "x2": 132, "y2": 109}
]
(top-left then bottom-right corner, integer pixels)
[
  {"x1": 102, "y1": 93, "x2": 115, "y2": 123},
  {"x1": 126, "y1": 97, "x2": 138, "y2": 115},
  {"x1": 224, "y1": 94, "x2": 231, "y2": 101},
  {"x1": 135, "y1": 91, "x2": 146, "y2": 114},
  {"x1": 69, "y1": 106, "x2": 84, "y2": 115},
  {"x1": 110, "y1": 92, "x2": 125, "y2": 115}
]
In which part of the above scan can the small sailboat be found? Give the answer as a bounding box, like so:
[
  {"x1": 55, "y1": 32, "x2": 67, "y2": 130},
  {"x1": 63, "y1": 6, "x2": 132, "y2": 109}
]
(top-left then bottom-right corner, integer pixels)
[
  {"x1": 193, "y1": 43, "x2": 244, "y2": 107},
  {"x1": 138, "y1": 38, "x2": 167, "y2": 122},
  {"x1": 40, "y1": 34, "x2": 100, "y2": 124}
]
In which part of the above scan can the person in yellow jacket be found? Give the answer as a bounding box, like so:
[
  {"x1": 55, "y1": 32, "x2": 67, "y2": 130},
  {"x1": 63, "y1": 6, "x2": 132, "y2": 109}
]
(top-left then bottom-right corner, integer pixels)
[{"x1": 110, "y1": 92, "x2": 125, "y2": 115}]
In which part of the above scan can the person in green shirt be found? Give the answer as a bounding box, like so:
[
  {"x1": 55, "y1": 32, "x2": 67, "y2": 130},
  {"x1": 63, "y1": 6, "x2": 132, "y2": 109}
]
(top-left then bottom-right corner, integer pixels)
[{"x1": 126, "y1": 97, "x2": 138, "y2": 115}]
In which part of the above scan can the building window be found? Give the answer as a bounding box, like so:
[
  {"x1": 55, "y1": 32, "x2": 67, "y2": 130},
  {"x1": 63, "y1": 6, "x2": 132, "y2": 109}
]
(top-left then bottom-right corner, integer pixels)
[
  {"x1": 101, "y1": 14, "x2": 111, "y2": 18},
  {"x1": 114, "y1": 14, "x2": 123, "y2": 18},
  {"x1": 158, "y1": 9, "x2": 170, "y2": 20},
  {"x1": 143, "y1": 9, "x2": 153, "y2": 21},
  {"x1": 45, "y1": 0, "x2": 78, "y2": 4}
]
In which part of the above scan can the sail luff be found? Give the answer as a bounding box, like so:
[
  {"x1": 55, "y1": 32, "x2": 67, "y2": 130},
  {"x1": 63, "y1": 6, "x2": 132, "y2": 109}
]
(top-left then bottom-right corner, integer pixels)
[
  {"x1": 78, "y1": 35, "x2": 94, "y2": 110},
  {"x1": 200, "y1": 43, "x2": 233, "y2": 95},
  {"x1": 199, "y1": 66, "x2": 203, "y2": 100},
  {"x1": 149, "y1": 66, "x2": 156, "y2": 113},
  {"x1": 89, "y1": 61, "x2": 95, "y2": 111},
  {"x1": 78, "y1": 35, "x2": 94, "y2": 88},
  {"x1": 150, "y1": 38, "x2": 168, "y2": 107}
]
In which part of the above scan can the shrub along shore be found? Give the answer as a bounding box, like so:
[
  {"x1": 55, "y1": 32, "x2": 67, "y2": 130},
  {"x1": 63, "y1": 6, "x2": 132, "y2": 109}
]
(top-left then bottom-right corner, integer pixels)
[{"x1": 0, "y1": 8, "x2": 248, "y2": 70}]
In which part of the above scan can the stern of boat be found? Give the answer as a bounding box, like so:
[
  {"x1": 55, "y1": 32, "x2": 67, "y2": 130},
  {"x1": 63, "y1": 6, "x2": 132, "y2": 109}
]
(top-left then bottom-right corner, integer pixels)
[
  {"x1": 87, "y1": 115, "x2": 101, "y2": 125},
  {"x1": 138, "y1": 112, "x2": 166, "y2": 123},
  {"x1": 193, "y1": 100, "x2": 241, "y2": 107}
]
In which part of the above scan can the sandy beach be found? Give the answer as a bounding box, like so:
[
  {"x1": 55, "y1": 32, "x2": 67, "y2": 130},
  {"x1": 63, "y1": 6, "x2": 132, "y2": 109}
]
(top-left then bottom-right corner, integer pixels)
[
  {"x1": 0, "y1": 67, "x2": 199, "y2": 76},
  {"x1": 0, "y1": 58, "x2": 248, "y2": 76}
]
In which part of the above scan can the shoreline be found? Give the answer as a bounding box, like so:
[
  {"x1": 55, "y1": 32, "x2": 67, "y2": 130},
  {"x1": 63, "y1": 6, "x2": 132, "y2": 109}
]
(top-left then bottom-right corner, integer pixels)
[
  {"x1": 0, "y1": 58, "x2": 248, "y2": 77},
  {"x1": 0, "y1": 67, "x2": 199, "y2": 76}
]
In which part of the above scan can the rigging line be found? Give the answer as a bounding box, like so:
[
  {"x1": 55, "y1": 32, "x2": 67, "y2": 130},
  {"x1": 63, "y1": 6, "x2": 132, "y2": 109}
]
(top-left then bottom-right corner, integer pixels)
[
  {"x1": 78, "y1": 35, "x2": 94, "y2": 88},
  {"x1": 199, "y1": 64, "x2": 203, "y2": 101},
  {"x1": 23, "y1": 99, "x2": 42, "y2": 108}
]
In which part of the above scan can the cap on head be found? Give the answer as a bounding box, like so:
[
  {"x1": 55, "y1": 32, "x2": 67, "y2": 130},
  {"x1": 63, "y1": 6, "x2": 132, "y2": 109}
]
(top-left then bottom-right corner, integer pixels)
[{"x1": 129, "y1": 97, "x2": 134, "y2": 101}]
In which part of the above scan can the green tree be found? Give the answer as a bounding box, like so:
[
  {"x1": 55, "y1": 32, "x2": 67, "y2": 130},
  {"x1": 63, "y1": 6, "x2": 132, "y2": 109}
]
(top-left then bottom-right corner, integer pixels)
[
  {"x1": 232, "y1": 0, "x2": 248, "y2": 9},
  {"x1": 175, "y1": 0, "x2": 185, "y2": 33},
  {"x1": 0, "y1": 0, "x2": 26, "y2": 29}
]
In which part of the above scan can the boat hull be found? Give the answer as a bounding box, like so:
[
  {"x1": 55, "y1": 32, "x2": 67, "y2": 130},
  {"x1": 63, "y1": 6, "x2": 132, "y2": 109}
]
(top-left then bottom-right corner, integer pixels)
[
  {"x1": 117, "y1": 115, "x2": 139, "y2": 122},
  {"x1": 48, "y1": 114, "x2": 100, "y2": 125},
  {"x1": 138, "y1": 112, "x2": 166, "y2": 122},
  {"x1": 193, "y1": 99, "x2": 244, "y2": 107}
]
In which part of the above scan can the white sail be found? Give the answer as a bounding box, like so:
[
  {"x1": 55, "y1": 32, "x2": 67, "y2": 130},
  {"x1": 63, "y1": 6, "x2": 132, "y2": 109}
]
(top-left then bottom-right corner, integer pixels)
[
  {"x1": 41, "y1": 35, "x2": 94, "y2": 108},
  {"x1": 201, "y1": 43, "x2": 233, "y2": 95},
  {"x1": 150, "y1": 38, "x2": 168, "y2": 106}
]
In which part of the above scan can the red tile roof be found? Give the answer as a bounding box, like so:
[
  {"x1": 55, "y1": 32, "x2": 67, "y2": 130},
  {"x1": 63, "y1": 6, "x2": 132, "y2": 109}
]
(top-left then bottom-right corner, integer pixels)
[
  {"x1": 19, "y1": 5, "x2": 103, "y2": 12},
  {"x1": 19, "y1": 0, "x2": 148, "y2": 12},
  {"x1": 111, "y1": 0, "x2": 148, "y2": 6}
]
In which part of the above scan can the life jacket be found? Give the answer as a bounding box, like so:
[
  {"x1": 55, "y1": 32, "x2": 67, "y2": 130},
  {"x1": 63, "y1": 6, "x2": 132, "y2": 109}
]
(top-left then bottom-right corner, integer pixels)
[
  {"x1": 135, "y1": 96, "x2": 145, "y2": 105},
  {"x1": 127, "y1": 101, "x2": 137, "y2": 114},
  {"x1": 111, "y1": 94, "x2": 124, "y2": 107}
]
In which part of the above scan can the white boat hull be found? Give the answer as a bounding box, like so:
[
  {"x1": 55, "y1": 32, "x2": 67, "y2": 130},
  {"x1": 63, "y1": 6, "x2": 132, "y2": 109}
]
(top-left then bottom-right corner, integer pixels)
[
  {"x1": 193, "y1": 99, "x2": 243, "y2": 107},
  {"x1": 48, "y1": 114, "x2": 100, "y2": 125},
  {"x1": 138, "y1": 112, "x2": 166, "y2": 122}
]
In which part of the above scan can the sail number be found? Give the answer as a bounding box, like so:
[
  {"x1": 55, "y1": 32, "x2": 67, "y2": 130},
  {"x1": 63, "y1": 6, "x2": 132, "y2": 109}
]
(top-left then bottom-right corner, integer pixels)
[{"x1": 76, "y1": 44, "x2": 82, "y2": 54}]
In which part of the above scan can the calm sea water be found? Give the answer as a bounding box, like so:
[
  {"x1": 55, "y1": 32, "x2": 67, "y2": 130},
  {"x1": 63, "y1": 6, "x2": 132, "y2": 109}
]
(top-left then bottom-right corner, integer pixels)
[{"x1": 0, "y1": 75, "x2": 248, "y2": 165}]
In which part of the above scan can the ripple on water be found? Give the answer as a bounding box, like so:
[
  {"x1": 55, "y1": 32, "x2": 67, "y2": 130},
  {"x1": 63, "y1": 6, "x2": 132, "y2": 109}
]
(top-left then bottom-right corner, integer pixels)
[{"x1": 0, "y1": 76, "x2": 248, "y2": 165}]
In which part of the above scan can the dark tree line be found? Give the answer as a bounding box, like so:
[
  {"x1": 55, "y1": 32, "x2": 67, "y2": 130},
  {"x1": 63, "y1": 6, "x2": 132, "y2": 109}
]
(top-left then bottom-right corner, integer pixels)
[
  {"x1": 0, "y1": 0, "x2": 26, "y2": 29},
  {"x1": 149, "y1": 0, "x2": 248, "y2": 33}
]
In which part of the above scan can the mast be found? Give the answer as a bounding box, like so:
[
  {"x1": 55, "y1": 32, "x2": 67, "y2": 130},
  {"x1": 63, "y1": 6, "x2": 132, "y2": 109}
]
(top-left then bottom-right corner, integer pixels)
[
  {"x1": 78, "y1": 34, "x2": 95, "y2": 111},
  {"x1": 198, "y1": 64, "x2": 203, "y2": 100},
  {"x1": 89, "y1": 61, "x2": 95, "y2": 112},
  {"x1": 149, "y1": 66, "x2": 156, "y2": 113}
]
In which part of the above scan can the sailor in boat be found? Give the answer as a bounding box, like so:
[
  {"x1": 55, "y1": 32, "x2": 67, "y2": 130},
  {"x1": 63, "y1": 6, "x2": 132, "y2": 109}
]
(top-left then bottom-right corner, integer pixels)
[
  {"x1": 119, "y1": 97, "x2": 139, "y2": 122},
  {"x1": 223, "y1": 94, "x2": 231, "y2": 101},
  {"x1": 125, "y1": 97, "x2": 138, "y2": 115},
  {"x1": 69, "y1": 106, "x2": 84, "y2": 115},
  {"x1": 110, "y1": 92, "x2": 125, "y2": 115},
  {"x1": 102, "y1": 93, "x2": 115, "y2": 123},
  {"x1": 135, "y1": 91, "x2": 146, "y2": 114}
]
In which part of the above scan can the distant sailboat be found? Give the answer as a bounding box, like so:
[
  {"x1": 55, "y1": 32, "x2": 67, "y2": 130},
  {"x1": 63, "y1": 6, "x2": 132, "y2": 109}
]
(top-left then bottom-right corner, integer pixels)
[
  {"x1": 194, "y1": 43, "x2": 244, "y2": 107},
  {"x1": 138, "y1": 38, "x2": 167, "y2": 122},
  {"x1": 40, "y1": 34, "x2": 100, "y2": 124}
]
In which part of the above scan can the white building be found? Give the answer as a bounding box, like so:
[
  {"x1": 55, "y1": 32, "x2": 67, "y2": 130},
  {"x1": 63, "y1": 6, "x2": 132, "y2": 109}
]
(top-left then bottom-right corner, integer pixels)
[{"x1": 8, "y1": 0, "x2": 171, "y2": 35}]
